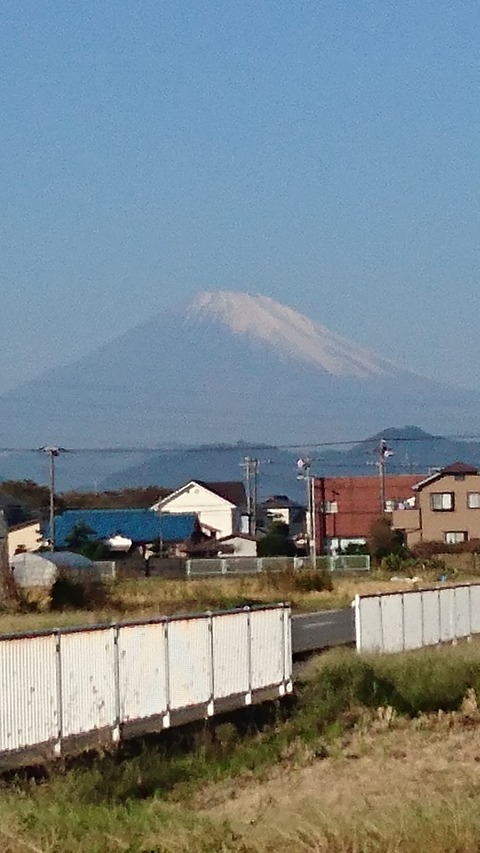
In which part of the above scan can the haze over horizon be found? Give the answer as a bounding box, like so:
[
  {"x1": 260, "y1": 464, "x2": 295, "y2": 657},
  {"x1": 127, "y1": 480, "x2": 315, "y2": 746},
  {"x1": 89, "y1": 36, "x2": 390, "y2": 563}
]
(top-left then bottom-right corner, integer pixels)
[{"x1": 2, "y1": 1, "x2": 480, "y2": 395}]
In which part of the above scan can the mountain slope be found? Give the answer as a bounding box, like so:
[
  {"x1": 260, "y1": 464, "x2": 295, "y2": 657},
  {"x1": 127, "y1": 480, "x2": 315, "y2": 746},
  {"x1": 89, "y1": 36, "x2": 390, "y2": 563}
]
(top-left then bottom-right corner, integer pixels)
[{"x1": 1, "y1": 291, "x2": 479, "y2": 447}]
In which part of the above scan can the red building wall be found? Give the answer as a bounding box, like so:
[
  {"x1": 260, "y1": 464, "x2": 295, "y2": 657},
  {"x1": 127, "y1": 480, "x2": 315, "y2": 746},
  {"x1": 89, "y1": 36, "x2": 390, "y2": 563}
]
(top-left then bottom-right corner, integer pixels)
[{"x1": 313, "y1": 474, "x2": 421, "y2": 553}]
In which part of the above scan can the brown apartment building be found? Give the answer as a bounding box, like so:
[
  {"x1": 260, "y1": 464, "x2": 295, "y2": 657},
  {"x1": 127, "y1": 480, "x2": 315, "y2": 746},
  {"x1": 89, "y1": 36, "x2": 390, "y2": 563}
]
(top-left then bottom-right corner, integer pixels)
[
  {"x1": 392, "y1": 462, "x2": 480, "y2": 548},
  {"x1": 313, "y1": 474, "x2": 421, "y2": 554}
]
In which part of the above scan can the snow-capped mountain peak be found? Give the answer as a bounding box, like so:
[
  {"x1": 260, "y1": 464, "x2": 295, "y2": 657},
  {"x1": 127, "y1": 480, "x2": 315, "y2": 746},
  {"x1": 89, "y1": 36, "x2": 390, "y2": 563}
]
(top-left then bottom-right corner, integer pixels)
[{"x1": 185, "y1": 291, "x2": 396, "y2": 379}]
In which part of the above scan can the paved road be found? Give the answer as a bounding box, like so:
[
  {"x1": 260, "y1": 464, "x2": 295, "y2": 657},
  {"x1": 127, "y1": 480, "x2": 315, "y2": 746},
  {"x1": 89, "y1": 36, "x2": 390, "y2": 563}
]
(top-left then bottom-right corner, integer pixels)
[{"x1": 291, "y1": 608, "x2": 355, "y2": 654}]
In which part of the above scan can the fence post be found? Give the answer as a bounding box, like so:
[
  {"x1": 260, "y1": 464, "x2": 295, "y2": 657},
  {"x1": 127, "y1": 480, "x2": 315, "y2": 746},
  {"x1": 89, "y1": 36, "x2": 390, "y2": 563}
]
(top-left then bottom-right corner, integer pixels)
[
  {"x1": 207, "y1": 612, "x2": 215, "y2": 717},
  {"x1": 54, "y1": 629, "x2": 63, "y2": 756},
  {"x1": 221, "y1": 559, "x2": 227, "y2": 575},
  {"x1": 257, "y1": 558, "x2": 263, "y2": 574},
  {"x1": 163, "y1": 620, "x2": 171, "y2": 728},
  {"x1": 468, "y1": 585, "x2": 473, "y2": 643},
  {"x1": 186, "y1": 560, "x2": 191, "y2": 579},
  {"x1": 279, "y1": 606, "x2": 286, "y2": 696},
  {"x1": 354, "y1": 595, "x2": 361, "y2": 652},
  {"x1": 245, "y1": 607, "x2": 252, "y2": 705},
  {"x1": 112, "y1": 624, "x2": 121, "y2": 742}
]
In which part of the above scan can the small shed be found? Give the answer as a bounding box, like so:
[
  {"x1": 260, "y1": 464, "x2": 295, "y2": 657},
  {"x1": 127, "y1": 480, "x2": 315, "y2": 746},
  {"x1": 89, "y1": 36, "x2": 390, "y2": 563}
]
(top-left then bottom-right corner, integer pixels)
[
  {"x1": 217, "y1": 534, "x2": 258, "y2": 557},
  {"x1": 11, "y1": 551, "x2": 95, "y2": 588}
]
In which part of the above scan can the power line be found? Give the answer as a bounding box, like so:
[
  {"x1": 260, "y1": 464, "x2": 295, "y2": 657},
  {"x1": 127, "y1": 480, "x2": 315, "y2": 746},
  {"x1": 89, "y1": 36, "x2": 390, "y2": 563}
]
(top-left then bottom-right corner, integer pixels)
[{"x1": 0, "y1": 431, "x2": 479, "y2": 456}]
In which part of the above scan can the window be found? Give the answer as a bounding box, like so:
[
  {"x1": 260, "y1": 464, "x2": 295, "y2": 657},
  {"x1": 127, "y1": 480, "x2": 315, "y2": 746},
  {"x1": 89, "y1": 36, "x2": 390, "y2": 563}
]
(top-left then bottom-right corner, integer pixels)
[
  {"x1": 430, "y1": 492, "x2": 454, "y2": 511},
  {"x1": 454, "y1": 474, "x2": 465, "y2": 481},
  {"x1": 444, "y1": 531, "x2": 467, "y2": 544},
  {"x1": 468, "y1": 493, "x2": 480, "y2": 509},
  {"x1": 323, "y1": 501, "x2": 338, "y2": 514}
]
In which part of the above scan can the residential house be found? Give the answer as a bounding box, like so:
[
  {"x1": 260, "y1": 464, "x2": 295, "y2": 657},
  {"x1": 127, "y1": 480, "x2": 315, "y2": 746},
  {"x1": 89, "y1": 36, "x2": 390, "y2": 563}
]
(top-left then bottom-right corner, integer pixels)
[
  {"x1": 0, "y1": 490, "x2": 41, "y2": 559},
  {"x1": 313, "y1": 474, "x2": 421, "y2": 554},
  {"x1": 392, "y1": 462, "x2": 480, "y2": 548},
  {"x1": 45, "y1": 508, "x2": 207, "y2": 556},
  {"x1": 152, "y1": 481, "x2": 248, "y2": 539},
  {"x1": 260, "y1": 495, "x2": 305, "y2": 537},
  {"x1": 217, "y1": 533, "x2": 258, "y2": 557},
  {"x1": 8, "y1": 520, "x2": 42, "y2": 560}
]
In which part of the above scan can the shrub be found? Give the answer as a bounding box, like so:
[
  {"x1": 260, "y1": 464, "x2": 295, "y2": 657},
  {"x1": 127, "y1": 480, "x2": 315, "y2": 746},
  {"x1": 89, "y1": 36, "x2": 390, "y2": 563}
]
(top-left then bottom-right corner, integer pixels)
[
  {"x1": 50, "y1": 571, "x2": 107, "y2": 610},
  {"x1": 292, "y1": 569, "x2": 333, "y2": 592},
  {"x1": 368, "y1": 516, "x2": 407, "y2": 561},
  {"x1": 412, "y1": 539, "x2": 480, "y2": 558}
]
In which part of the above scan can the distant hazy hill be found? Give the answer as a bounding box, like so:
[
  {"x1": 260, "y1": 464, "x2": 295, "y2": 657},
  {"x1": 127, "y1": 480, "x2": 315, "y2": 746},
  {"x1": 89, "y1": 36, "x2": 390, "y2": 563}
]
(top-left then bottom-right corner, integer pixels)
[
  {"x1": 101, "y1": 427, "x2": 480, "y2": 501},
  {"x1": 101, "y1": 443, "x2": 305, "y2": 502},
  {"x1": 313, "y1": 426, "x2": 480, "y2": 478},
  {"x1": 1, "y1": 291, "x2": 480, "y2": 447}
]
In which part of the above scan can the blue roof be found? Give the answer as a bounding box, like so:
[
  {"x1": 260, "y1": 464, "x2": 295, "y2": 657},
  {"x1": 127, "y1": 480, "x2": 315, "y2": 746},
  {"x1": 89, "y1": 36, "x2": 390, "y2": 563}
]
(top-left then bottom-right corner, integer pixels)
[{"x1": 45, "y1": 509, "x2": 199, "y2": 549}]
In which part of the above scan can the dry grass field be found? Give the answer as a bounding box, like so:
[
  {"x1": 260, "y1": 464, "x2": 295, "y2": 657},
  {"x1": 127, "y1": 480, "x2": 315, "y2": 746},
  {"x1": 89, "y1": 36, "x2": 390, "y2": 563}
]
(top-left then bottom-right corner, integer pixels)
[{"x1": 0, "y1": 572, "x2": 428, "y2": 635}]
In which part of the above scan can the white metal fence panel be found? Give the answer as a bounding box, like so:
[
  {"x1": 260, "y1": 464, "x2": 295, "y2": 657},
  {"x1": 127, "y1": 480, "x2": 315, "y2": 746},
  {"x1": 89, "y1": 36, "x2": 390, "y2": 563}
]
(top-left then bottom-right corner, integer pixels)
[
  {"x1": 471, "y1": 585, "x2": 480, "y2": 634},
  {"x1": 60, "y1": 628, "x2": 116, "y2": 737},
  {"x1": 421, "y1": 590, "x2": 441, "y2": 646},
  {"x1": 117, "y1": 623, "x2": 168, "y2": 723},
  {"x1": 454, "y1": 586, "x2": 471, "y2": 639},
  {"x1": 355, "y1": 595, "x2": 382, "y2": 653},
  {"x1": 0, "y1": 604, "x2": 292, "y2": 763},
  {"x1": 167, "y1": 618, "x2": 211, "y2": 710},
  {"x1": 403, "y1": 592, "x2": 423, "y2": 650},
  {"x1": 212, "y1": 612, "x2": 250, "y2": 699},
  {"x1": 249, "y1": 608, "x2": 284, "y2": 690},
  {"x1": 356, "y1": 583, "x2": 480, "y2": 654},
  {"x1": 380, "y1": 594, "x2": 404, "y2": 653},
  {"x1": 0, "y1": 635, "x2": 58, "y2": 753},
  {"x1": 439, "y1": 587, "x2": 455, "y2": 643}
]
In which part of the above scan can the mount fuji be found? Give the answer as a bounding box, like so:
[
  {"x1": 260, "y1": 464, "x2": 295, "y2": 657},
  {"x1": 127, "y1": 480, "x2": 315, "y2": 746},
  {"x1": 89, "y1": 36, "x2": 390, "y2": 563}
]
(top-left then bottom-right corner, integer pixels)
[{"x1": 1, "y1": 291, "x2": 478, "y2": 448}]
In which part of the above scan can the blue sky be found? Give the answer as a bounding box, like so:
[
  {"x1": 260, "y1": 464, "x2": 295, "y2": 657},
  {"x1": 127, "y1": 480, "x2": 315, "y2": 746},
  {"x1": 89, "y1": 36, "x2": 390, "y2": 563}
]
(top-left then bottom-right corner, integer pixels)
[{"x1": 1, "y1": 0, "x2": 479, "y2": 393}]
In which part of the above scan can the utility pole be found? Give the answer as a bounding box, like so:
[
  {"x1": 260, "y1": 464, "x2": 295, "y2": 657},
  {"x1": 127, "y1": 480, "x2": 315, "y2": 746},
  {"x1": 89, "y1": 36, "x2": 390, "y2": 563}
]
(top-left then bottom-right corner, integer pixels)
[
  {"x1": 252, "y1": 458, "x2": 259, "y2": 536},
  {"x1": 377, "y1": 439, "x2": 393, "y2": 515},
  {"x1": 41, "y1": 447, "x2": 65, "y2": 551},
  {"x1": 241, "y1": 457, "x2": 260, "y2": 535},
  {"x1": 240, "y1": 456, "x2": 268, "y2": 535},
  {"x1": 297, "y1": 457, "x2": 316, "y2": 568}
]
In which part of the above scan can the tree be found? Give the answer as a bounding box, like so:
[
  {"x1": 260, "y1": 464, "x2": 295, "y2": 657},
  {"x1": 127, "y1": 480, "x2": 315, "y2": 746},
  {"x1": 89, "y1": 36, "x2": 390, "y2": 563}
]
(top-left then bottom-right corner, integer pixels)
[
  {"x1": 368, "y1": 517, "x2": 406, "y2": 561},
  {"x1": 60, "y1": 486, "x2": 171, "y2": 509},
  {"x1": 257, "y1": 521, "x2": 297, "y2": 557},
  {"x1": 64, "y1": 522, "x2": 98, "y2": 558},
  {"x1": 1, "y1": 479, "x2": 65, "y2": 513}
]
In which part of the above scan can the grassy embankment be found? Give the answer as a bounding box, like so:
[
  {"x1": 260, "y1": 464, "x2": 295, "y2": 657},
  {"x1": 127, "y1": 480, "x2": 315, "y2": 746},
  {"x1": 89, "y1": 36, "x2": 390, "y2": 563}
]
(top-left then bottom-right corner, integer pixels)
[{"x1": 3, "y1": 642, "x2": 480, "y2": 851}]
